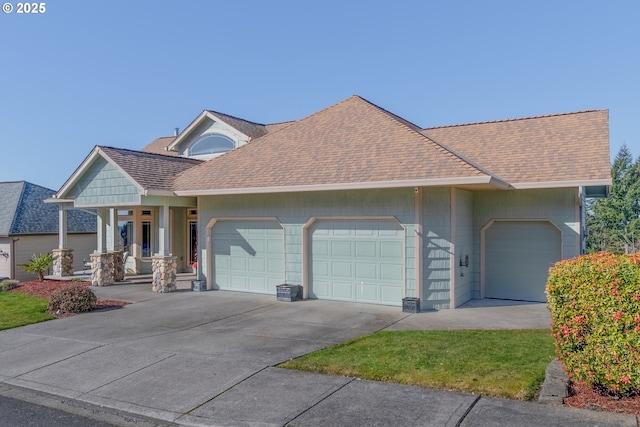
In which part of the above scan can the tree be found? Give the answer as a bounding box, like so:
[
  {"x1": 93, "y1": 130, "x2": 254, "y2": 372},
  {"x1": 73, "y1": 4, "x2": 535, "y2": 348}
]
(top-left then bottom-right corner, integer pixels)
[
  {"x1": 18, "y1": 253, "x2": 58, "y2": 281},
  {"x1": 587, "y1": 145, "x2": 640, "y2": 254}
]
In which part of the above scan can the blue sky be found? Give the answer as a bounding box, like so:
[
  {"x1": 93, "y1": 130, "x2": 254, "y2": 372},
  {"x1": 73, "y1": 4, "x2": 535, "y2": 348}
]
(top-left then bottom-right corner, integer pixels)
[{"x1": 1, "y1": 1, "x2": 638, "y2": 189}]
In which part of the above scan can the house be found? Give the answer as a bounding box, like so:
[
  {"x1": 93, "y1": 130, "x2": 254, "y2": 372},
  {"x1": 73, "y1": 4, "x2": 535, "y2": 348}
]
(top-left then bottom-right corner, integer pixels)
[
  {"x1": 0, "y1": 181, "x2": 96, "y2": 281},
  {"x1": 49, "y1": 96, "x2": 611, "y2": 308}
]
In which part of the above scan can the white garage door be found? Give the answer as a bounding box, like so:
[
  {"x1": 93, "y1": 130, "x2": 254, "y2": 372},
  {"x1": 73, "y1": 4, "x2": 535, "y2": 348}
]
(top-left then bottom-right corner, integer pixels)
[
  {"x1": 213, "y1": 220, "x2": 284, "y2": 294},
  {"x1": 485, "y1": 221, "x2": 561, "y2": 302},
  {"x1": 310, "y1": 219, "x2": 404, "y2": 306}
]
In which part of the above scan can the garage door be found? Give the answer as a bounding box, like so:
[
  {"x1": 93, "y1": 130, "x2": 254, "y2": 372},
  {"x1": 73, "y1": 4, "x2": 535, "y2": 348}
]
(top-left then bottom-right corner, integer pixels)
[
  {"x1": 213, "y1": 220, "x2": 284, "y2": 293},
  {"x1": 484, "y1": 221, "x2": 561, "y2": 302},
  {"x1": 310, "y1": 219, "x2": 404, "y2": 306}
]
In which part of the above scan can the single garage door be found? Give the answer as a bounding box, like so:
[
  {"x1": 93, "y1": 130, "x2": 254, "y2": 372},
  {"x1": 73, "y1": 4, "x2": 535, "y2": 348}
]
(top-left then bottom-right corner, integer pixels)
[
  {"x1": 484, "y1": 221, "x2": 561, "y2": 302},
  {"x1": 310, "y1": 219, "x2": 404, "y2": 306},
  {"x1": 213, "y1": 220, "x2": 284, "y2": 293}
]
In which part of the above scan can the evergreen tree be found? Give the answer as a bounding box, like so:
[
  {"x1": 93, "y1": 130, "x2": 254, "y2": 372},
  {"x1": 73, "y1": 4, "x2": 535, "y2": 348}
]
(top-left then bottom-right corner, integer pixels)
[{"x1": 587, "y1": 145, "x2": 640, "y2": 253}]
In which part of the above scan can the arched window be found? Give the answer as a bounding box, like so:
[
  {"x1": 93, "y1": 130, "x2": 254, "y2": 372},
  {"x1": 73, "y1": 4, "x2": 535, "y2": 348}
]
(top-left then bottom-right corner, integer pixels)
[{"x1": 189, "y1": 134, "x2": 235, "y2": 156}]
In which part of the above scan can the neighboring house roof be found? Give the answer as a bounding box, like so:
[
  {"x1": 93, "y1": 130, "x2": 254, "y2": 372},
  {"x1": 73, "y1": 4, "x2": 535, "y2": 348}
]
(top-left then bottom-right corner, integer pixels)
[
  {"x1": 422, "y1": 110, "x2": 611, "y2": 188},
  {"x1": 140, "y1": 136, "x2": 178, "y2": 156},
  {"x1": 173, "y1": 96, "x2": 506, "y2": 195},
  {"x1": 0, "y1": 181, "x2": 96, "y2": 235}
]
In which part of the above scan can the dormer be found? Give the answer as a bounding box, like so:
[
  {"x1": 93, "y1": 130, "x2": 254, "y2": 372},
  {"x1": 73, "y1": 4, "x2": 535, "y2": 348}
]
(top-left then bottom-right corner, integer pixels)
[{"x1": 167, "y1": 111, "x2": 268, "y2": 161}]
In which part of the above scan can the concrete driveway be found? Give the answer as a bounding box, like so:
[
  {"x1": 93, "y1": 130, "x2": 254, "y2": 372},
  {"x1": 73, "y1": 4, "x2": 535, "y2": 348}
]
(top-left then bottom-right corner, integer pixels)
[{"x1": 0, "y1": 279, "x2": 634, "y2": 426}]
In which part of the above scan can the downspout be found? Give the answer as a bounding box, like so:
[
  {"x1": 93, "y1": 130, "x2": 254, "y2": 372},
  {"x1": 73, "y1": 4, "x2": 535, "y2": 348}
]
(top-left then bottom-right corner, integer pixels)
[{"x1": 10, "y1": 237, "x2": 19, "y2": 279}]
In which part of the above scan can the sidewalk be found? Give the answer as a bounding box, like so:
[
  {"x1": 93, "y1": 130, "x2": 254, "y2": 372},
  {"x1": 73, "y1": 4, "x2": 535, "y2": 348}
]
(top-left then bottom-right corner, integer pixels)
[{"x1": 0, "y1": 281, "x2": 636, "y2": 426}]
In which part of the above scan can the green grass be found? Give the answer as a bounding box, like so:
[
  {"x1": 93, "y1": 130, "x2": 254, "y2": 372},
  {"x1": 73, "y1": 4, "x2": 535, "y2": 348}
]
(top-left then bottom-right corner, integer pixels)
[
  {"x1": 0, "y1": 292, "x2": 54, "y2": 330},
  {"x1": 279, "y1": 329, "x2": 555, "y2": 400}
]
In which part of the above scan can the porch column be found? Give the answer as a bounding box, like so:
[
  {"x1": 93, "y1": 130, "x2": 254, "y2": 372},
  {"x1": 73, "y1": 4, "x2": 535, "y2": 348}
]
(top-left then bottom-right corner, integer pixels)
[
  {"x1": 58, "y1": 205, "x2": 68, "y2": 249},
  {"x1": 158, "y1": 201, "x2": 170, "y2": 256},
  {"x1": 96, "y1": 208, "x2": 108, "y2": 253},
  {"x1": 106, "y1": 208, "x2": 118, "y2": 251},
  {"x1": 152, "y1": 200, "x2": 176, "y2": 292},
  {"x1": 53, "y1": 205, "x2": 74, "y2": 277}
]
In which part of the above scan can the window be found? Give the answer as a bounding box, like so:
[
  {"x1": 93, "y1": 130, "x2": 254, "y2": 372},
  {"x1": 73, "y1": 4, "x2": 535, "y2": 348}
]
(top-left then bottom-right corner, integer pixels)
[
  {"x1": 189, "y1": 221, "x2": 197, "y2": 265},
  {"x1": 142, "y1": 221, "x2": 152, "y2": 257},
  {"x1": 189, "y1": 134, "x2": 235, "y2": 156},
  {"x1": 118, "y1": 220, "x2": 133, "y2": 253}
]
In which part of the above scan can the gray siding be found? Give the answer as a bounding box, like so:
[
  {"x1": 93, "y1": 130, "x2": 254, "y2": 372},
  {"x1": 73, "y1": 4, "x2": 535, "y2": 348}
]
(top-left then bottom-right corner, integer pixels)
[
  {"x1": 0, "y1": 238, "x2": 10, "y2": 278},
  {"x1": 13, "y1": 234, "x2": 96, "y2": 281},
  {"x1": 422, "y1": 187, "x2": 452, "y2": 310},
  {"x1": 70, "y1": 157, "x2": 140, "y2": 206},
  {"x1": 473, "y1": 188, "x2": 579, "y2": 299},
  {"x1": 198, "y1": 188, "x2": 416, "y2": 303},
  {"x1": 453, "y1": 189, "x2": 474, "y2": 308}
]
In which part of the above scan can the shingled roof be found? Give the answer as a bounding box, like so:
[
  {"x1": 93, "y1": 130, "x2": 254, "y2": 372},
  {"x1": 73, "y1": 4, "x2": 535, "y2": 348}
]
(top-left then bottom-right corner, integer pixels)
[
  {"x1": 173, "y1": 96, "x2": 502, "y2": 195},
  {"x1": 0, "y1": 181, "x2": 95, "y2": 235},
  {"x1": 422, "y1": 110, "x2": 611, "y2": 187},
  {"x1": 98, "y1": 147, "x2": 202, "y2": 193},
  {"x1": 140, "y1": 136, "x2": 178, "y2": 156}
]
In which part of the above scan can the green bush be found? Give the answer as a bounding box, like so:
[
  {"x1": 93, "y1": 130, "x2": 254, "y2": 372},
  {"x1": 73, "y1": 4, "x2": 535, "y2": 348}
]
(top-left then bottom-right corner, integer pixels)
[
  {"x1": 47, "y1": 284, "x2": 97, "y2": 314},
  {"x1": 546, "y1": 252, "x2": 640, "y2": 395},
  {"x1": 18, "y1": 253, "x2": 58, "y2": 281},
  {"x1": 0, "y1": 279, "x2": 18, "y2": 292}
]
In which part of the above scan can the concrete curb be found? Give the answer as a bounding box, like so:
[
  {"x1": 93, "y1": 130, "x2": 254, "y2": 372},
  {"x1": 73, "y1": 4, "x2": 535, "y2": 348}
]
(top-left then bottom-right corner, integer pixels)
[{"x1": 538, "y1": 359, "x2": 569, "y2": 404}]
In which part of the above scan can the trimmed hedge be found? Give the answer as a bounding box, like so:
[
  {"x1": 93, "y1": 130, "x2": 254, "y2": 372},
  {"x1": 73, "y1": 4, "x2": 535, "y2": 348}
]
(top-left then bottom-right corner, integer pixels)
[
  {"x1": 547, "y1": 252, "x2": 640, "y2": 395},
  {"x1": 47, "y1": 284, "x2": 97, "y2": 314}
]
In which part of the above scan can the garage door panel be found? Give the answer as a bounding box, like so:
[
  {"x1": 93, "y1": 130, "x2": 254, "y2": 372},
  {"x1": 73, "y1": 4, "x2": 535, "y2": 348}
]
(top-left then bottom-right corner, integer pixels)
[
  {"x1": 355, "y1": 241, "x2": 377, "y2": 257},
  {"x1": 213, "y1": 220, "x2": 284, "y2": 294},
  {"x1": 330, "y1": 241, "x2": 352, "y2": 257},
  {"x1": 331, "y1": 261, "x2": 352, "y2": 278},
  {"x1": 485, "y1": 221, "x2": 560, "y2": 302},
  {"x1": 310, "y1": 219, "x2": 405, "y2": 306},
  {"x1": 355, "y1": 262, "x2": 378, "y2": 279}
]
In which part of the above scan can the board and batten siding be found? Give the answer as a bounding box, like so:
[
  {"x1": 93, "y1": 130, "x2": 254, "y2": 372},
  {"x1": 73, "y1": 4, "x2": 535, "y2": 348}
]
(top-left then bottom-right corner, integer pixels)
[
  {"x1": 69, "y1": 157, "x2": 140, "y2": 207},
  {"x1": 472, "y1": 188, "x2": 580, "y2": 299},
  {"x1": 198, "y1": 188, "x2": 416, "y2": 302}
]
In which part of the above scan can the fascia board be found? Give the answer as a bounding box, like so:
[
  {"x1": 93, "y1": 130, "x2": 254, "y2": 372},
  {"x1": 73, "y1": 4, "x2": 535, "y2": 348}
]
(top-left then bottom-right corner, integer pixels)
[
  {"x1": 55, "y1": 147, "x2": 103, "y2": 199},
  {"x1": 511, "y1": 179, "x2": 612, "y2": 189},
  {"x1": 174, "y1": 176, "x2": 505, "y2": 196}
]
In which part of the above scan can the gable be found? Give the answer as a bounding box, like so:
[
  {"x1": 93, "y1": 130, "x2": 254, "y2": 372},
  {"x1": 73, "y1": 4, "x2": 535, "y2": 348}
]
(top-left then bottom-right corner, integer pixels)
[
  {"x1": 67, "y1": 157, "x2": 141, "y2": 207},
  {"x1": 168, "y1": 112, "x2": 255, "y2": 160}
]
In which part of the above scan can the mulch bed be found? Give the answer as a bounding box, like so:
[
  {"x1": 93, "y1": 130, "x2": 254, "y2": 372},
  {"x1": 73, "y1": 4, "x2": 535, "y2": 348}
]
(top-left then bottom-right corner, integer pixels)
[
  {"x1": 9, "y1": 279, "x2": 129, "y2": 315},
  {"x1": 7, "y1": 280, "x2": 640, "y2": 415}
]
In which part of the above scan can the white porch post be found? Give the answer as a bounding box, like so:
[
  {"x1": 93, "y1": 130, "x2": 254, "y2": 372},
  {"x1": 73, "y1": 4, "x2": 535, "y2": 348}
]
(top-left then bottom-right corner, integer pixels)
[
  {"x1": 58, "y1": 205, "x2": 68, "y2": 249},
  {"x1": 158, "y1": 201, "x2": 170, "y2": 256},
  {"x1": 106, "y1": 208, "x2": 118, "y2": 251},
  {"x1": 97, "y1": 208, "x2": 108, "y2": 253}
]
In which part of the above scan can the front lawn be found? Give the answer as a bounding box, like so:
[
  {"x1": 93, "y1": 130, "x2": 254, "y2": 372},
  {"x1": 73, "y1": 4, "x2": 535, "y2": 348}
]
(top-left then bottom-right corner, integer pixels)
[
  {"x1": 279, "y1": 329, "x2": 555, "y2": 400},
  {"x1": 0, "y1": 292, "x2": 54, "y2": 330}
]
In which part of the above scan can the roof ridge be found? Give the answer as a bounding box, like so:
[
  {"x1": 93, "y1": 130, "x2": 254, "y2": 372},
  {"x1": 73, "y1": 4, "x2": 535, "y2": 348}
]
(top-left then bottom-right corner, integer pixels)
[
  {"x1": 355, "y1": 96, "x2": 499, "y2": 179},
  {"x1": 207, "y1": 110, "x2": 267, "y2": 127},
  {"x1": 424, "y1": 109, "x2": 607, "y2": 130},
  {"x1": 99, "y1": 146, "x2": 201, "y2": 163}
]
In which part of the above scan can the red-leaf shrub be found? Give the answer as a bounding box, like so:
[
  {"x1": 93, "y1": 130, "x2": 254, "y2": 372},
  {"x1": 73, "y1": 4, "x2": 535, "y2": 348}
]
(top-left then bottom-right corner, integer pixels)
[{"x1": 547, "y1": 252, "x2": 640, "y2": 395}]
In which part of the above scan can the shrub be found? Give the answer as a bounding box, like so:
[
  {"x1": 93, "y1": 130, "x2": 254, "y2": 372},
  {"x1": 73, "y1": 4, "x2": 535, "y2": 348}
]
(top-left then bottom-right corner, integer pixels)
[
  {"x1": 546, "y1": 252, "x2": 640, "y2": 395},
  {"x1": 0, "y1": 279, "x2": 18, "y2": 292},
  {"x1": 47, "y1": 284, "x2": 97, "y2": 314},
  {"x1": 18, "y1": 253, "x2": 58, "y2": 281}
]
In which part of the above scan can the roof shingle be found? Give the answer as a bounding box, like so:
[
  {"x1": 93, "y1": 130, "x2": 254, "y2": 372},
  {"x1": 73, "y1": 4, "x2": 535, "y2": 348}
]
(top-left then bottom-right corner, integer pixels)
[{"x1": 174, "y1": 96, "x2": 492, "y2": 193}]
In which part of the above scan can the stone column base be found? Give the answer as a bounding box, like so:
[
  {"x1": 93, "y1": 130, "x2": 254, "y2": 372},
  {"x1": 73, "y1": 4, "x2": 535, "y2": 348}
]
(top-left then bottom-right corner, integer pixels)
[
  {"x1": 152, "y1": 255, "x2": 177, "y2": 292},
  {"x1": 111, "y1": 250, "x2": 125, "y2": 282},
  {"x1": 90, "y1": 253, "x2": 114, "y2": 286},
  {"x1": 52, "y1": 249, "x2": 74, "y2": 277}
]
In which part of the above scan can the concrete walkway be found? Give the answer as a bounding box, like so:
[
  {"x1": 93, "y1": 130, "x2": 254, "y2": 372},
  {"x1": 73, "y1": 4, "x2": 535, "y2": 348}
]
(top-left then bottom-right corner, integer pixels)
[{"x1": 0, "y1": 277, "x2": 635, "y2": 426}]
